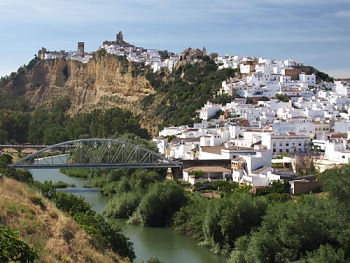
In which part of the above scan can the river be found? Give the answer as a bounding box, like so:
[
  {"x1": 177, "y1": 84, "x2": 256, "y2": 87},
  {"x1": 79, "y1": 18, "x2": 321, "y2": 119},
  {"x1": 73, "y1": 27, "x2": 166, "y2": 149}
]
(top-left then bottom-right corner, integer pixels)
[{"x1": 30, "y1": 169, "x2": 227, "y2": 263}]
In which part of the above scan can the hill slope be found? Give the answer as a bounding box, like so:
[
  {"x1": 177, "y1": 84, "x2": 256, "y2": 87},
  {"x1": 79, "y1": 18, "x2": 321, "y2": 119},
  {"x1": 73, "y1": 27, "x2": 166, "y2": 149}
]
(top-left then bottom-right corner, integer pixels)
[
  {"x1": 0, "y1": 176, "x2": 130, "y2": 262},
  {"x1": 0, "y1": 50, "x2": 154, "y2": 116}
]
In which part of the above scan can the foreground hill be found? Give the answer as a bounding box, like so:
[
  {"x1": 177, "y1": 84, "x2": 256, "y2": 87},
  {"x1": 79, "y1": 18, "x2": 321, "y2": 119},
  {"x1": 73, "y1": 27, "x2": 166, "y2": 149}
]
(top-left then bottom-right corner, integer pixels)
[{"x1": 0, "y1": 176, "x2": 130, "y2": 262}]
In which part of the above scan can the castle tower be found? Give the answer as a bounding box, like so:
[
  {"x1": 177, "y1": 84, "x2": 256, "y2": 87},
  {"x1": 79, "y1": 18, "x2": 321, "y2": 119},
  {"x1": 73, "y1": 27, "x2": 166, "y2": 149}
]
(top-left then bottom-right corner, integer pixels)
[
  {"x1": 78, "y1": 42, "x2": 85, "y2": 55},
  {"x1": 202, "y1": 47, "x2": 207, "y2": 57},
  {"x1": 116, "y1": 31, "x2": 124, "y2": 45}
]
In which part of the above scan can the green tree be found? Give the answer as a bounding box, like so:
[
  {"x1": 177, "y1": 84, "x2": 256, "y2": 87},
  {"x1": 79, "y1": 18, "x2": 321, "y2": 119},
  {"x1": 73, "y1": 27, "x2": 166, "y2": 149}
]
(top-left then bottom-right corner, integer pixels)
[
  {"x1": 172, "y1": 195, "x2": 209, "y2": 241},
  {"x1": 0, "y1": 129, "x2": 8, "y2": 143},
  {"x1": 294, "y1": 244, "x2": 347, "y2": 263},
  {"x1": 130, "y1": 181, "x2": 188, "y2": 227},
  {"x1": 318, "y1": 164, "x2": 350, "y2": 210},
  {"x1": 202, "y1": 193, "x2": 267, "y2": 255},
  {"x1": 42, "y1": 124, "x2": 69, "y2": 145},
  {"x1": 104, "y1": 192, "x2": 142, "y2": 218},
  {"x1": 229, "y1": 195, "x2": 349, "y2": 263},
  {"x1": 0, "y1": 226, "x2": 38, "y2": 262}
]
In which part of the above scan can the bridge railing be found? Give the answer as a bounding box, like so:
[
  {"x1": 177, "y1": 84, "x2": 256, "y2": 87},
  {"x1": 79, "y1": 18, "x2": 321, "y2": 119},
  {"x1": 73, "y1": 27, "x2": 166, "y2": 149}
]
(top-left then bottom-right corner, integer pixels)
[{"x1": 12, "y1": 138, "x2": 182, "y2": 169}]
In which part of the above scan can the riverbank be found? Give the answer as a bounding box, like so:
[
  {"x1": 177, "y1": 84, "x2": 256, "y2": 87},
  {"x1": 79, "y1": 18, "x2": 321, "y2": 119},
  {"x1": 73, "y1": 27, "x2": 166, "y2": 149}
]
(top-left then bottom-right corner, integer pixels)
[{"x1": 30, "y1": 168, "x2": 227, "y2": 263}]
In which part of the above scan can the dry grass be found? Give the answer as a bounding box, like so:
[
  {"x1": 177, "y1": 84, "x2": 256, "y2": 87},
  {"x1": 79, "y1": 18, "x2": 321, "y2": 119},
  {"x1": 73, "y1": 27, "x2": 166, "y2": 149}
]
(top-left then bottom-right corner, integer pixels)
[{"x1": 0, "y1": 177, "x2": 131, "y2": 263}]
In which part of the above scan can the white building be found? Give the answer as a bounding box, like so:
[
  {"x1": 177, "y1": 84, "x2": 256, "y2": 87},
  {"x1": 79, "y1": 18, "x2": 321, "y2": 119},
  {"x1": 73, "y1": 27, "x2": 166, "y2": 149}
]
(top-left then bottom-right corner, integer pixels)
[
  {"x1": 199, "y1": 102, "x2": 223, "y2": 120},
  {"x1": 260, "y1": 132, "x2": 311, "y2": 154},
  {"x1": 335, "y1": 81, "x2": 350, "y2": 97}
]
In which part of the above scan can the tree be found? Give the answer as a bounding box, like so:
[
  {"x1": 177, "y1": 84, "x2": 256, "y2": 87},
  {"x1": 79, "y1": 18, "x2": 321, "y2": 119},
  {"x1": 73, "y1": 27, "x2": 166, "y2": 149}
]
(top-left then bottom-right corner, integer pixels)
[
  {"x1": 202, "y1": 193, "x2": 267, "y2": 255},
  {"x1": 0, "y1": 226, "x2": 38, "y2": 262},
  {"x1": 130, "y1": 181, "x2": 188, "y2": 227},
  {"x1": 295, "y1": 244, "x2": 347, "y2": 263},
  {"x1": 229, "y1": 195, "x2": 349, "y2": 263},
  {"x1": 319, "y1": 164, "x2": 350, "y2": 211},
  {"x1": 0, "y1": 129, "x2": 8, "y2": 143},
  {"x1": 42, "y1": 124, "x2": 69, "y2": 145},
  {"x1": 291, "y1": 149, "x2": 319, "y2": 176}
]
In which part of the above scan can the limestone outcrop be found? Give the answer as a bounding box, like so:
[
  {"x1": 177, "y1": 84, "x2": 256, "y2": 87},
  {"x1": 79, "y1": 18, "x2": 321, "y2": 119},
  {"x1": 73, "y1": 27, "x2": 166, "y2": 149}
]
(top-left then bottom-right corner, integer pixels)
[{"x1": 2, "y1": 51, "x2": 155, "y2": 116}]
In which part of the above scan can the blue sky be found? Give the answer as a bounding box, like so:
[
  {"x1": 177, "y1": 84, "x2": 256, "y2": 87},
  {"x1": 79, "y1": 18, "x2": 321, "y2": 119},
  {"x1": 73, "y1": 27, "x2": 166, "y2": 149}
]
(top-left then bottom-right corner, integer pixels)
[{"x1": 0, "y1": 0, "x2": 349, "y2": 78}]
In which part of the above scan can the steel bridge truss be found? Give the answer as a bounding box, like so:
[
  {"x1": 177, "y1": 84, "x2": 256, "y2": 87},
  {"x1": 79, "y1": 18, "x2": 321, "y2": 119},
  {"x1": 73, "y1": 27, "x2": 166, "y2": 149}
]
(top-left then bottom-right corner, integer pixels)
[{"x1": 12, "y1": 138, "x2": 182, "y2": 169}]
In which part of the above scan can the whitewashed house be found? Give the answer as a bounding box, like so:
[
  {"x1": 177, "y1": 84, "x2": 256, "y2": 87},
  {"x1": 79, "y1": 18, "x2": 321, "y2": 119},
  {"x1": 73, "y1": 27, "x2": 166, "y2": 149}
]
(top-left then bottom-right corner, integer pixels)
[
  {"x1": 199, "y1": 102, "x2": 223, "y2": 120},
  {"x1": 260, "y1": 132, "x2": 310, "y2": 154}
]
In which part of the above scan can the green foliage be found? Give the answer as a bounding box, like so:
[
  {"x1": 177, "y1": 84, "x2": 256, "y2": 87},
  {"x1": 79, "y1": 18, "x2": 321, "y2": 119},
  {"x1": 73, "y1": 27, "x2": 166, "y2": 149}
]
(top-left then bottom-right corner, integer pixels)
[
  {"x1": 60, "y1": 168, "x2": 91, "y2": 178},
  {"x1": 256, "y1": 180, "x2": 290, "y2": 196},
  {"x1": 104, "y1": 192, "x2": 142, "y2": 218},
  {"x1": 31, "y1": 180, "x2": 57, "y2": 199},
  {"x1": 3, "y1": 167, "x2": 34, "y2": 183},
  {"x1": 52, "y1": 180, "x2": 75, "y2": 188},
  {"x1": 172, "y1": 195, "x2": 209, "y2": 240},
  {"x1": 42, "y1": 124, "x2": 69, "y2": 145},
  {"x1": 294, "y1": 244, "x2": 347, "y2": 263},
  {"x1": 191, "y1": 170, "x2": 206, "y2": 178},
  {"x1": 317, "y1": 70, "x2": 334, "y2": 83},
  {"x1": 208, "y1": 180, "x2": 239, "y2": 195},
  {"x1": 0, "y1": 57, "x2": 37, "y2": 108},
  {"x1": 129, "y1": 181, "x2": 188, "y2": 227},
  {"x1": 0, "y1": 96, "x2": 149, "y2": 144},
  {"x1": 318, "y1": 164, "x2": 350, "y2": 210},
  {"x1": 92, "y1": 168, "x2": 161, "y2": 197},
  {"x1": 229, "y1": 195, "x2": 350, "y2": 263},
  {"x1": 0, "y1": 226, "x2": 38, "y2": 262},
  {"x1": 0, "y1": 129, "x2": 9, "y2": 143},
  {"x1": 192, "y1": 181, "x2": 239, "y2": 195},
  {"x1": 30, "y1": 180, "x2": 135, "y2": 260},
  {"x1": 201, "y1": 193, "x2": 268, "y2": 255},
  {"x1": 26, "y1": 55, "x2": 41, "y2": 70},
  {"x1": 54, "y1": 191, "x2": 92, "y2": 215},
  {"x1": 144, "y1": 59, "x2": 236, "y2": 126},
  {"x1": 73, "y1": 212, "x2": 135, "y2": 260},
  {"x1": 0, "y1": 153, "x2": 13, "y2": 167},
  {"x1": 29, "y1": 195, "x2": 46, "y2": 210},
  {"x1": 275, "y1": 93, "x2": 291, "y2": 102},
  {"x1": 0, "y1": 110, "x2": 30, "y2": 143},
  {"x1": 52, "y1": 95, "x2": 71, "y2": 113}
]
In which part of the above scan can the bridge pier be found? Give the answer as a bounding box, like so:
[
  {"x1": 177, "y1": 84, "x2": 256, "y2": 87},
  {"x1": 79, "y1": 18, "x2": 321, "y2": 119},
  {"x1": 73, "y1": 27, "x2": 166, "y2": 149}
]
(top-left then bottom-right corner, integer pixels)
[{"x1": 170, "y1": 167, "x2": 183, "y2": 180}]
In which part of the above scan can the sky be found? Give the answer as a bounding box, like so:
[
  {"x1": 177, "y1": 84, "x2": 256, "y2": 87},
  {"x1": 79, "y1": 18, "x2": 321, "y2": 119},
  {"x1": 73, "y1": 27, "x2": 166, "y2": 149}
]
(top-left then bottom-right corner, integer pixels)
[{"x1": 0, "y1": 0, "x2": 349, "y2": 78}]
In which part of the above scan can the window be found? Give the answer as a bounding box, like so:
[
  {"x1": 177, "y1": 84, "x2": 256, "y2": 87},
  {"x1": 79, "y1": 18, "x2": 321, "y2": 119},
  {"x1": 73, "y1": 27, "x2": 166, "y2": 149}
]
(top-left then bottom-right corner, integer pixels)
[{"x1": 279, "y1": 149, "x2": 283, "y2": 153}]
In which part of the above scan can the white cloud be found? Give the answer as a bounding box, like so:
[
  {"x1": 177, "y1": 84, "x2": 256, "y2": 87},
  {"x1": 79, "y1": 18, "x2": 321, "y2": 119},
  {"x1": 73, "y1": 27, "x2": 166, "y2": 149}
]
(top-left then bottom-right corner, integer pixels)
[{"x1": 336, "y1": 11, "x2": 350, "y2": 17}]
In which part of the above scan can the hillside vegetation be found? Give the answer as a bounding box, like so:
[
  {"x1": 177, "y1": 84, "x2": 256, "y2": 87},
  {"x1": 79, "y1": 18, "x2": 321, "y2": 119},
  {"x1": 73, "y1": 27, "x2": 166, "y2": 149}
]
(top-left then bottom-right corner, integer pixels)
[
  {"x1": 0, "y1": 53, "x2": 237, "y2": 135},
  {"x1": 0, "y1": 176, "x2": 131, "y2": 262}
]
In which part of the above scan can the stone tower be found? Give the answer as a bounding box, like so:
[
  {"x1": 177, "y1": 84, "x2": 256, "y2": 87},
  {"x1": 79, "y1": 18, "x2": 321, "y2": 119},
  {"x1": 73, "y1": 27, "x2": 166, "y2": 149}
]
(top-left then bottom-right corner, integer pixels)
[
  {"x1": 116, "y1": 31, "x2": 124, "y2": 45},
  {"x1": 202, "y1": 47, "x2": 207, "y2": 57},
  {"x1": 78, "y1": 42, "x2": 85, "y2": 55}
]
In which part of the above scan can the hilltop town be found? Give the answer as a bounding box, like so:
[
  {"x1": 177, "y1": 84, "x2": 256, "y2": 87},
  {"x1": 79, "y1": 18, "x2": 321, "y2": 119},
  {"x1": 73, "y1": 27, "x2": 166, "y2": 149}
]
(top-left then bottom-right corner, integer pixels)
[{"x1": 37, "y1": 31, "x2": 350, "y2": 193}]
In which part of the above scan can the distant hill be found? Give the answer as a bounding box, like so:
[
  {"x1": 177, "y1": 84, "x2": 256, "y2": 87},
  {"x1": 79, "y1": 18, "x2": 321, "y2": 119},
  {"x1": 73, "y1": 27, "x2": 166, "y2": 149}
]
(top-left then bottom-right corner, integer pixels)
[{"x1": 0, "y1": 50, "x2": 333, "y2": 135}]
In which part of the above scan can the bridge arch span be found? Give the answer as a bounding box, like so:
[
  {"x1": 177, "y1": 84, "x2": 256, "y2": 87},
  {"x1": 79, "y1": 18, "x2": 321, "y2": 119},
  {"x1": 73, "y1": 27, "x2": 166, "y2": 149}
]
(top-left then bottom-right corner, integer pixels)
[{"x1": 12, "y1": 138, "x2": 182, "y2": 169}]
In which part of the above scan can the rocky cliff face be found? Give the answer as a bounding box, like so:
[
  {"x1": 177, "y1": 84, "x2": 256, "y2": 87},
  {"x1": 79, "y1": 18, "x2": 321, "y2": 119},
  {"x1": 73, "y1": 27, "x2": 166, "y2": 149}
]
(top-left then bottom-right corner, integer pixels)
[{"x1": 2, "y1": 51, "x2": 155, "y2": 116}]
